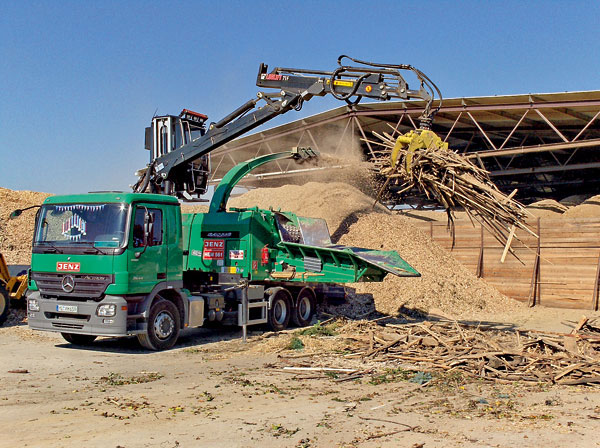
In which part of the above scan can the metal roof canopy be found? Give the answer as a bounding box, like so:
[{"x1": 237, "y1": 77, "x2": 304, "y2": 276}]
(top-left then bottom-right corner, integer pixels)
[{"x1": 209, "y1": 90, "x2": 600, "y2": 204}]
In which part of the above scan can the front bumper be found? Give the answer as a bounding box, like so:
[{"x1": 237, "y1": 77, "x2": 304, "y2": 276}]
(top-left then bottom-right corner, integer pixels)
[{"x1": 27, "y1": 291, "x2": 132, "y2": 337}]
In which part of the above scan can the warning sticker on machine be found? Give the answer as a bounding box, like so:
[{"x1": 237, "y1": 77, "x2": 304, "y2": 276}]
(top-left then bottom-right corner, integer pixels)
[
  {"x1": 203, "y1": 240, "x2": 224, "y2": 260},
  {"x1": 326, "y1": 79, "x2": 354, "y2": 87},
  {"x1": 229, "y1": 250, "x2": 244, "y2": 260}
]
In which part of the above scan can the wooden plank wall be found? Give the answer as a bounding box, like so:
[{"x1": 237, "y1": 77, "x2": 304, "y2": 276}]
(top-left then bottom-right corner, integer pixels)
[{"x1": 413, "y1": 218, "x2": 600, "y2": 310}]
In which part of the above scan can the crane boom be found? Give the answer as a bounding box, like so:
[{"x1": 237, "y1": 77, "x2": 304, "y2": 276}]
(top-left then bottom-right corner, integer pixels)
[{"x1": 134, "y1": 55, "x2": 441, "y2": 199}]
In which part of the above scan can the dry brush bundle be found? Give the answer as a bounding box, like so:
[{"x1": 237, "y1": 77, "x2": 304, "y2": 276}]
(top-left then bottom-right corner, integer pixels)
[{"x1": 367, "y1": 127, "x2": 537, "y2": 255}]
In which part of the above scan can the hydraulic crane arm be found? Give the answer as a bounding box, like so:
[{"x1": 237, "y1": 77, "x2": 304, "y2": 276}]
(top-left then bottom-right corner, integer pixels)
[{"x1": 134, "y1": 55, "x2": 441, "y2": 199}]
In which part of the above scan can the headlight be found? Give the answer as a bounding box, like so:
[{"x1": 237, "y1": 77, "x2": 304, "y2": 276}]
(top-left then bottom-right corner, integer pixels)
[
  {"x1": 97, "y1": 304, "x2": 116, "y2": 317},
  {"x1": 28, "y1": 299, "x2": 40, "y2": 312}
]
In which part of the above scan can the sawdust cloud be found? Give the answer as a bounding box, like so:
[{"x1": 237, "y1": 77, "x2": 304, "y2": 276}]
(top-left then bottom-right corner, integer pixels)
[{"x1": 243, "y1": 123, "x2": 378, "y2": 196}]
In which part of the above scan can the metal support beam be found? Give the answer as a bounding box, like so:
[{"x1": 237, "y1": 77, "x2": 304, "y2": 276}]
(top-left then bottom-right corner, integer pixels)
[
  {"x1": 534, "y1": 109, "x2": 569, "y2": 142},
  {"x1": 353, "y1": 116, "x2": 376, "y2": 159},
  {"x1": 467, "y1": 111, "x2": 497, "y2": 150},
  {"x1": 350, "y1": 98, "x2": 600, "y2": 116},
  {"x1": 574, "y1": 109, "x2": 600, "y2": 141},
  {"x1": 466, "y1": 138, "x2": 600, "y2": 159},
  {"x1": 490, "y1": 161, "x2": 600, "y2": 177},
  {"x1": 443, "y1": 112, "x2": 462, "y2": 143},
  {"x1": 499, "y1": 110, "x2": 530, "y2": 150}
]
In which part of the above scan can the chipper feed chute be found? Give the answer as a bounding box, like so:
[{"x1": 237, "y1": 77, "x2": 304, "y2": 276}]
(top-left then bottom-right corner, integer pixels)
[
  {"x1": 273, "y1": 241, "x2": 419, "y2": 284},
  {"x1": 332, "y1": 245, "x2": 420, "y2": 278}
]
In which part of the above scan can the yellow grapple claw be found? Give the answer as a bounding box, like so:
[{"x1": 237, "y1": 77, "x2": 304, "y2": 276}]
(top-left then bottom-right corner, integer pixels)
[{"x1": 390, "y1": 130, "x2": 448, "y2": 175}]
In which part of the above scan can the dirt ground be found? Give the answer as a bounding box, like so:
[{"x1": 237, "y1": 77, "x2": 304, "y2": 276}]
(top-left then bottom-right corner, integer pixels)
[{"x1": 2, "y1": 305, "x2": 600, "y2": 448}]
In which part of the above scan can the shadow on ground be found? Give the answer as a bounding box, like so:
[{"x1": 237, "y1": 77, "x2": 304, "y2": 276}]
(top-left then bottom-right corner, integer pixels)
[{"x1": 55, "y1": 325, "x2": 246, "y2": 354}]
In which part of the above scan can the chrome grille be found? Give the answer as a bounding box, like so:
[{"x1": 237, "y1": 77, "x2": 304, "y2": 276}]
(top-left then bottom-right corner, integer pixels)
[{"x1": 32, "y1": 272, "x2": 113, "y2": 301}]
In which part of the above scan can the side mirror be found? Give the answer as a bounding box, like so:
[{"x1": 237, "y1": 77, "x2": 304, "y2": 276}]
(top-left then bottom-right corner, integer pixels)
[
  {"x1": 9, "y1": 209, "x2": 22, "y2": 219},
  {"x1": 143, "y1": 211, "x2": 154, "y2": 247},
  {"x1": 9, "y1": 205, "x2": 40, "y2": 219}
]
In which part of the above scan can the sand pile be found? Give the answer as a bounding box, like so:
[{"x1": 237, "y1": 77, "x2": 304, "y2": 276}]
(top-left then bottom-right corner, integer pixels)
[
  {"x1": 338, "y1": 212, "x2": 516, "y2": 318},
  {"x1": 0, "y1": 188, "x2": 50, "y2": 264},
  {"x1": 563, "y1": 194, "x2": 600, "y2": 218},
  {"x1": 526, "y1": 199, "x2": 567, "y2": 218}
]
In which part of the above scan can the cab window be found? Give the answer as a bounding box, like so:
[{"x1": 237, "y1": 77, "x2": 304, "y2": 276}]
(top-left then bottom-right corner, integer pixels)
[{"x1": 133, "y1": 208, "x2": 163, "y2": 248}]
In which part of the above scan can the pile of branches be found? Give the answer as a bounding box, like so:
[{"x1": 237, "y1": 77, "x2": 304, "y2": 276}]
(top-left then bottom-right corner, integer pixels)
[
  {"x1": 368, "y1": 128, "x2": 536, "y2": 250},
  {"x1": 341, "y1": 319, "x2": 600, "y2": 386}
]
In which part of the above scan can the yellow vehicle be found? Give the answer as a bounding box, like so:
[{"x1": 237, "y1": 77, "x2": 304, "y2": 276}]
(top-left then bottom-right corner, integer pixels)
[{"x1": 0, "y1": 253, "x2": 28, "y2": 325}]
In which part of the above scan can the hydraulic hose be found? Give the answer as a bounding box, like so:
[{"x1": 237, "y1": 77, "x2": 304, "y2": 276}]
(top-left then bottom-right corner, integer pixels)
[
  {"x1": 336, "y1": 55, "x2": 443, "y2": 123},
  {"x1": 133, "y1": 161, "x2": 155, "y2": 193},
  {"x1": 328, "y1": 66, "x2": 370, "y2": 103}
]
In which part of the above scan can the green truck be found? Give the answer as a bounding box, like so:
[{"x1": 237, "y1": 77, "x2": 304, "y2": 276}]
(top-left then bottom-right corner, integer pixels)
[
  {"x1": 26, "y1": 149, "x2": 419, "y2": 350},
  {"x1": 26, "y1": 56, "x2": 439, "y2": 349}
]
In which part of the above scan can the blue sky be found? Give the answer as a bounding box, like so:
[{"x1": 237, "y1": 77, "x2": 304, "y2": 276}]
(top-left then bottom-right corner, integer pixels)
[{"x1": 1, "y1": 1, "x2": 598, "y2": 194}]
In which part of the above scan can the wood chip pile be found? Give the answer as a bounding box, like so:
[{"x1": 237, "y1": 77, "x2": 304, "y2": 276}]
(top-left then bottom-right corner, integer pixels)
[
  {"x1": 338, "y1": 212, "x2": 518, "y2": 318},
  {"x1": 563, "y1": 194, "x2": 600, "y2": 218},
  {"x1": 227, "y1": 181, "x2": 390, "y2": 234},
  {"x1": 369, "y1": 130, "x2": 535, "y2": 249},
  {"x1": 525, "y1": 199, "x2": 569, "y2": 218},
  {"x1": 519, "y1": 196, "x2": 600, "y2": 219},
  {"x1": 339, "y1": 317, "x2": 600, "y2": 386},
  {"x1": 0, "y1": 188, "x2": 50, "y2": 264}
]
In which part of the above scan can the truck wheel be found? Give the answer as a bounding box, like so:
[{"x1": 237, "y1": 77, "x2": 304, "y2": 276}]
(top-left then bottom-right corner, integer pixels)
[
  {"x1": 0, "y1": 287, "x2": 9, "y2": 326},
  {"x1": 137, "y1": 298, "x2": 180, "y2": 351},
  {"x1": 61, "y1": 333, "x2": 97, "y2": 345},
  {"x1": 292, "y1": 287, "x2": 316, "y2": 327},
  {"x1": 268, "y1": 289, "x2": 291, "y2": 331}
]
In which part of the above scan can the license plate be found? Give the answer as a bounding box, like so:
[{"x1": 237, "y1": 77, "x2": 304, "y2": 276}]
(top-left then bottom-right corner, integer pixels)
[{"x1": 57, "y1": 304, "x2": 78, "y2": 313}]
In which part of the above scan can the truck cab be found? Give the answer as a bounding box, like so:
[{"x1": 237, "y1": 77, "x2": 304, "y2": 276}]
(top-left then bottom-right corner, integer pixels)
[{"x1": 27, "y1": 192, "x2": 185, "y2": 349}]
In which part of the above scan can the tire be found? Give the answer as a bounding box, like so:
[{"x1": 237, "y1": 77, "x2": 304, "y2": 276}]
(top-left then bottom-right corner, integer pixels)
[
  {"x1": 292, "y1": 287, "x2": 316, "y2": 327},
  {"x1": 0, "y1": 287, "x2": 9, "y2": 326},
  {"x1": 61, "y1": 333, "x2": 97, "y2": 345},
  {"x1": 137, "y1": 298, "x2": 180, "y2": 351},
  {"x1": 267, "y1": 289, "x2": 292, "y2": 331}
]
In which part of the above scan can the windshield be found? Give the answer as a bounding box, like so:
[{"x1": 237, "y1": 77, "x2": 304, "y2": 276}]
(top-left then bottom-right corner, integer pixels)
[{"x1": 34, "y1": 203, "x2": 129, "y2": 248}]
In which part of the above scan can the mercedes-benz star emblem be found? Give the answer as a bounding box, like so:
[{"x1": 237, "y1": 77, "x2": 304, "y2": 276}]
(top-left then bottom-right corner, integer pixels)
[{"x1": 62, "y1": 275, "x2": 75, "y2": 293}]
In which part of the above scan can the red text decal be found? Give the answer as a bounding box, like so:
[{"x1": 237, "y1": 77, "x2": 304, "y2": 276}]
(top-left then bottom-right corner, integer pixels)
[
  {"x1": 203, "y1": 240, "x2": 225, "y2": 260},
  {"x1": 57, "y1": 262, "x2": 80, "y2": 272}
]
